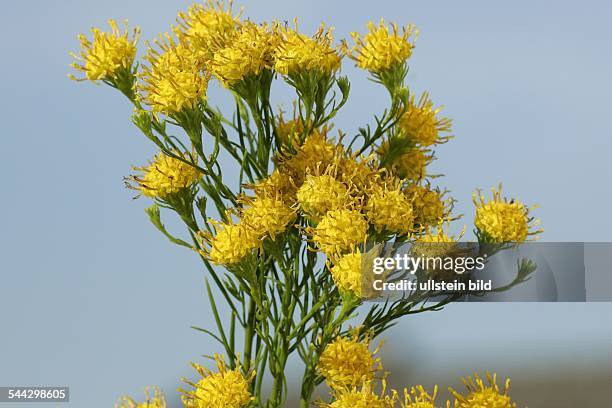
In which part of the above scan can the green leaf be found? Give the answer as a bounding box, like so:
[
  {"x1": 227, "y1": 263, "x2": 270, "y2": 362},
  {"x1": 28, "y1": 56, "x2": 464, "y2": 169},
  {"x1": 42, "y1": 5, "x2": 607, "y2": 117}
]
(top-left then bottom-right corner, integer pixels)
[{"x1": 145, "y1": 204, "x2": 192, "y2": 248}]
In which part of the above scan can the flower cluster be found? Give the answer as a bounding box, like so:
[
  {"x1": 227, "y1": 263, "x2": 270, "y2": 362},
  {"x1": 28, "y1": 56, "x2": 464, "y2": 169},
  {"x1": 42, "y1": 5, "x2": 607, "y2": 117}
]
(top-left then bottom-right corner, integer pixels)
[
  {"x1": 347, "y1": 18, "x2": 418, "y2": 73},
  {"x1": 449, "y1": 372, "x2": 517, "y2": 408},
  {"x1": 378, "y1": 141, "x2": 433, "y2": 181},
  {"x1": 139, "y1": 35, "x2": 210, "y2": 114},
  {"x1": 72, "y1": 2, "x2": 542, "y2": 407},
  {"x1": 405, "y1": 184, "x2": 451, "y2": 228},
  {"x1": 203, "y1": 195, "x2": 296, "y2": 266},
  {"x1": 202, "y1": 126, "x2": 461, "y2": 293},
  {"x1": 174, "y1": 0, "x2": 241, "y2": 64},
  {"x1": 318, "y1": 332, "x2": 382, "y2": 389},
  {"x1": 400, "y1": 92, "x2": 452, "y2": 147},
  {"x1": 312, "y1": 208, "x2": 368, "y2": 254},
  {"x1": 181, "y1": 354, "x2": 255, "y2": 408},
  {"x1": 210, "y1": 21, "x2": 281, "y2": 86},
  {"x1": 400, "y1": 385, "x2": 439, "y2": 408},
  {"x1": 70, "y1": 19, "x2": 140, "y2": 82},
  {"x1": 329, "y1": 250, "x2": 364, "y2": 296},
  {"x1": 275, "y1": 22, "x2": 342, "y2": 76},
  {"x1": 129, "y1": 152, "x2": 201, "y2": 199},
  {"x1": 277, "y1": 129, "x2": 339, "y2": 184},
  {"x1": 473, "y1": 184, "x2": 542, "y2": 243},
  {"x1": 315, "y1": 335, "x2": 519, "y2": 408},
  {"x1": 241, "y1": 196, "x2": 296, "y2": 240},
  {"x1": 321, "y1": 381, "x2": 396, "y2": 408},
  {"x1": 206, "y1": 220, "x2": 260, "y2": 265},
  {"x1": 297, "y1": 174, "x2": 350, "y2": 219},
  {"x1": 365, "y1": 181, "x2": 414, "y2": 235},
  {"x1": 115, "y1": 387, "x2": 166, "y2": 408},
  {"x1": 275, "y1": 110, "x2": 304, "y2": 146},
  {"x1": 412, "y1": 224, "x2": 467, "y2": 281}
]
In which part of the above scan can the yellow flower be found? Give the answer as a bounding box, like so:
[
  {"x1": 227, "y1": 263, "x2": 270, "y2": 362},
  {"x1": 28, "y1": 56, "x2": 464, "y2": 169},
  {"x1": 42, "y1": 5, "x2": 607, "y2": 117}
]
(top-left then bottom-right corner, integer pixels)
[
  {"x1": 473, "y1": 184, "x2": 542, "y2": 243},
  {"x1": 310, "y1": 209, "x2": 367, "y2": 255},
  {"x1": 401, "y1": 385, "x2": 442, "y2": 408},
  {"x1": 241, "y1": 196, "x2": 296, "y2": 240},
  {"x1": 139, "y1": 34, "x2": 210, "y2": 114},
  {"x1": 70, "y1": 19, "x2": 140, "y2": 82},
  {"x1": 330, "y1": 246, "x2": 387, "y2": 298},
  {"x1": 206, "y1": 220, "x2": 260, "y2": 265},
  {"x1": 334, "y1": 154, "x2": 380, "y2": 194},
  {"x1": 319, "y1": 381, "x2": 395, "y2": 408},
  {"x1": 365, "y1": 182, "x2": 414, "y2": 235},
  {"x1": 405, "y1": 184, "x2": 448, "y2": 228},
  {"x1": 330, "y1": 250, "x2": 363, "y2": 296},
  {"x1": 275, "y1": 110, "x2": 304, "y2": 146},
  {"x1": 348, "y1": 19, "x2": 417, "y2": 72},
  {"x1": 318, "y1": 333, "x2": 382, "y2": 389},
  {"x1": 115, "y1": 387, "x2": 166, "y2": 408},
  {"x1": 131, "y1": 152, "x2": 201, "y2": 199},
  {"x1": 297, "y1": 174, "x2": 349, "y2": 219},
  {"x1": 248, "y1": 170, "x2": 297, "y2": 202},
  {"x1": 394, "y1": 148, "x2": 431, "y2": 181},
  {"x1": 175, "y1": 0, "x2": 241, "y2": 63},
  {"x1": 275, "y1": 21, "x2": 342, "y2": 76},
  {"x1": 278, "y1": 130, "x2": 338, "y2": 184},
  {"x1": 400, "y1": 92, "x2": 452, "y2": 147},
  {"x1": 449, "y1": 372, "x2": 516, "y2": 408},
  {"x1": 210, "y1": 21, "x2": 281, "y2": 86},
  {"x1": 412, "y1": 223, "x2": 465, "y2": 255},
  {"x1": 379, "y1": 143, "x2": 432, "y2": 181},
  {"x1": 182, "y1": 354, "x2": 254, "y2": 408},
  {"x1": 417, "y1": 223, "x2": 464, "y2": 244},
  {"x1": 412, "y1": 224, "x2": 469, "y2": 281},
  {"x1": 252, "y1": 170, "x2": 297, "y2": 202}
]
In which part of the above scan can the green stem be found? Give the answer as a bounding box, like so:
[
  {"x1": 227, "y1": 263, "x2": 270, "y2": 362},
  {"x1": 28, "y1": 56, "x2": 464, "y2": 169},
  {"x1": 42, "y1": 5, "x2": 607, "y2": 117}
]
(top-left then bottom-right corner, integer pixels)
[{"x1": 243, "y1": 298, "x2": 256, "y2": 374}]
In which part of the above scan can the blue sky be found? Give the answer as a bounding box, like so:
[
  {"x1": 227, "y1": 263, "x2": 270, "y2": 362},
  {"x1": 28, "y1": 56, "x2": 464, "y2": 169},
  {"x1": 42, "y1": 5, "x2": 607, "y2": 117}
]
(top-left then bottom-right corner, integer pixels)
[{"x1": 1, "y1": 1, "x2": 611, "y2": 406}]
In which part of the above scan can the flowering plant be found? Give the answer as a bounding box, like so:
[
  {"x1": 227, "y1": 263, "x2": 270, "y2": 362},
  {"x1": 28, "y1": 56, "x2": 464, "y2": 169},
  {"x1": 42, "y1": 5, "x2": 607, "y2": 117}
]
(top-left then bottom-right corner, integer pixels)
[{"x1": 71, "y1": 2, "x2": 542, "y2": 407}]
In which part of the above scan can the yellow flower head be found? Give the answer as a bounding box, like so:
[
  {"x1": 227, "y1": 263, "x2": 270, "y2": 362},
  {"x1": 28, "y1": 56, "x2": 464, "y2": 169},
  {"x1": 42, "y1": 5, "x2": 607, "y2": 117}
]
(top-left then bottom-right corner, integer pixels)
[
  {"x1": 348, "y1": 19, "x2": 417, "y2": 73},
  {"x1": 330, "y1": 250, "x2": 363, "y2": 296},
  {"x1": 275, "y1": 21, "x2": 342, "y2": 76},
  {"x1": 115, "y1": 387, "x2": 166, "y2": 408},
  {"x1": 318, "y1": 332, "x2": 382, "y2": 390},
  {"x1": 365, "y1": 181, "x2": 414, "y2": 235},
  {"x1": 319, "y1": 381, "x2": 396, "y2": 408},
  {"x1": 405, "y1": 184, "x2": 449, "y2": 228},
  {"x1": 70, "y1": 19, "x2": 140, "y2": 82},
  {"x1": 241, "y1": 196, "x2": 296, "y2": 240},
  {"x1": 379, "y1": 143, "x2": 432, "y2": 181},
  {"x1": 278, "y1": 130, "x2": 339, "y2": 184},
  {"x1": 330, "y1": 246, "x2": 387, "y2": 298},
  {"x1": 248, "y1": 170, "x2": 296, "y2": 202},
  {"x1": 417, "y1": 223, "x2": 464, "y2": 244},
  {"x1": 412, "y1": 224, "x2": 470, "y2": 281},
  {"x1": 175, "y1": 0, "x2": 241, "y2": 63},
  {"x1": 131, "y1": 152, "x2": 201, "y2": 199},
  {"x1": 276, "y1": 109, "x2": 304, "y2": 146},
  {"x1": 400, "y1": 92, "x2": 452, "y2": 147},
  {"x1": 182, "y1": 354, "x2": 254, "y2": 408},
  {"x1": 210, "y1": 21, "x2": 281, "y2": 86},
  {"x1": 401, "y1": 385, "x2": 441, "y2": 408},
  {"x1": 310, "y1": 209, "x2": 367, "y2": 255},
  {"x1": 412, "y1": 223, "x2": 465, "y2": 258},
  {"x1": 333, "y1": 154, "x2": 380, "y2": 194},
  {"x1": 205, "y1": 220, "x2": 260, "y2": 265},
  {"x1": 449, "y1": 372, "x2": 516, "y2": 408},
  {"x1": 139, "y1": 34, "x2": 210, "y2": 114},
  {"x1": 297, "y1": 174, "x2": 349, "y2": 219},
  {"x1": 473, "y1": 184, "x2": 542, "y2": 243}
]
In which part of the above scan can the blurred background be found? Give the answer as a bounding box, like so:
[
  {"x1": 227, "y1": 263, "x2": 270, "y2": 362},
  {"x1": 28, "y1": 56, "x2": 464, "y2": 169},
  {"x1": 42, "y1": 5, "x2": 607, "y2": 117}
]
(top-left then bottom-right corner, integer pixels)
[{"x1": 1, "y1": 0, "x2": 611, "y2": 406}]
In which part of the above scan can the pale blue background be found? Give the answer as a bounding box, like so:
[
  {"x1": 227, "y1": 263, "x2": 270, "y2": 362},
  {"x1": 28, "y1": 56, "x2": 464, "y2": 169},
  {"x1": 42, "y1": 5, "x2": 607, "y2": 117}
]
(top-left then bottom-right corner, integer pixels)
[{"x1": 1, "y1": 1, "x2": 611, "y2": 407}]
